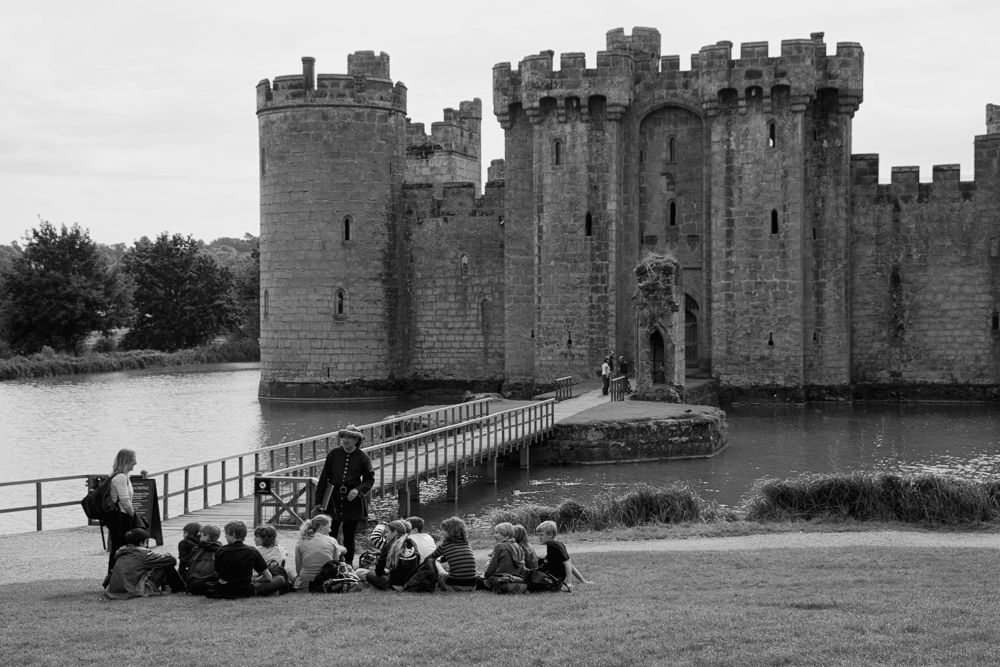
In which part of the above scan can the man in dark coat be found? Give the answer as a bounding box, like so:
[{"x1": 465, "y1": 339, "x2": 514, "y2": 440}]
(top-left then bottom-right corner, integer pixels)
[{"x1": 314, "y1": 425, "x2": 374, "y2": 566}]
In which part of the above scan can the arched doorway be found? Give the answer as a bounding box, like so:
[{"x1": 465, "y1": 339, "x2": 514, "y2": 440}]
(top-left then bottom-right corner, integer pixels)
[
  {"x1": 685, "y1": 295, "x2": 699, "y2": 368},
  {"x1": 650, "y1": 330, "x2": 665, "y2": 384}
]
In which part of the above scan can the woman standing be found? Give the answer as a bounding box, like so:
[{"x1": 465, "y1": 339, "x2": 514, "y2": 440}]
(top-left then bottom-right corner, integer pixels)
[
  {"x1": 106, "y1": 448, "x2": 137, "y2": 575},
  {"x1": 314, "y1": 425, "x2": 374, "y2": 566}
]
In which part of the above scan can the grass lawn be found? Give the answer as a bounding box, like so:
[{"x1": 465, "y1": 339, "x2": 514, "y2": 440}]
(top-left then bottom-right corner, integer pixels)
[{"x1": 3, "y1": 547, "x2": 998, "y2": 666}]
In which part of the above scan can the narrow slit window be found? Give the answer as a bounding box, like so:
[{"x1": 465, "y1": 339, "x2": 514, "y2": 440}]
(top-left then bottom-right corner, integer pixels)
[
  {"x1": 669, "y1": 201, "x2": 677, "y2": 227},
  {"x1": 668, "y1": 136, "x2": 676, "y2": 162},
  {"x1": 768, "y1": 123, "x2": 776, "y2": 148},
  {"x1": 771, "y1": 210, "x2": 779, "y2": 234},
  {"x1": 585, "y1": 212, "x2": 593, "y2": 237},
  {"x1": 993, "y1": 312, "x2": 999, "y2": 331},
  {"x1": 263, "y1": 289, "x2": 269, "y2": 321},
  {"x1": 343, "y1": 216, "x2": 352, "y2": 241},
  {"x1": 553, "y1": 140, "x2": 562, "y2": 166},
  {"x1": 336, "y1": 290, "x2": 345, "y2": 316},
  {"x1": 260, "y1": 147, "x2": 266, "y2": 177},
  {"x1": 461, "y1": 254, "x2": 469, "y2": 279}
]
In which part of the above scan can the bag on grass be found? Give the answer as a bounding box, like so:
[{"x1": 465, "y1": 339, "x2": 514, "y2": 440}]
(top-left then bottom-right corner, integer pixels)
[
  {"x1": 80, "y1": 475, "x2": 118, "y2": 522},
  {"x1": 357, "y1": 549, "x2": 379, "y2": 570},
  {"x1": 402, "y1": 557, "x2": 439, "y2": 593},
  {"x1": 524, "y1": 568, "x2": 570, "y2": 593},
  {"x1": 185, "y1": 546, "x2": 219, "y2": 594},
  {"x1": 490, "y1": 573, "x2": 528, "y2": 595},
  {"x1": 312, "y1": 561, "x2": 362, "y2": 594},
  {"x1": 266, "y1": 563, "x2": 293, "y2": 594}
]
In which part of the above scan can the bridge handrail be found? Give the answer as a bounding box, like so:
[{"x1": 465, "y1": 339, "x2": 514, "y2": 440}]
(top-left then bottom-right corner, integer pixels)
[
  {"x1": 145, "y1": 398, "x2": 493, "y2": 477},
  {"x1": 265, "y1": 400, "x2": 556, "y2": 498},
  {"x1": 0, "y1": 398, "x2": 494, "y2": 530},
  {"x1": 610, "y1": 375, "x2": 628, "y2": 401},
  {"x1": 554, "y1": 376, "x2": 574, "y2": 402}
]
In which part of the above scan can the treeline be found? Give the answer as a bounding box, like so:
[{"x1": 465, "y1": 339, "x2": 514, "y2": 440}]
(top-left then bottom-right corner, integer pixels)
[{"x1": 0, "y1": 221, "x2": 260, "y2": 364}]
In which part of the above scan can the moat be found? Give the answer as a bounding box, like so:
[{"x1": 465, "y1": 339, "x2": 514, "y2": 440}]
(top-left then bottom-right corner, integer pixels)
[{"x1": 1, "y1": 364, "x2": 997, "y2": 533}]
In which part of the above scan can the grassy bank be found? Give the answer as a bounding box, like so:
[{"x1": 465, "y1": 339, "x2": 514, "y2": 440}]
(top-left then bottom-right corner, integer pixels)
[
  {"x1": 483, "y1": 473, "x2": 1000, "y2": 532},
  {"x1": 0, "y1": 340, "x2": 260, "y2": 381},
  {"x1": 3, "y1": 547, "x2": 997, "y2": 666}
]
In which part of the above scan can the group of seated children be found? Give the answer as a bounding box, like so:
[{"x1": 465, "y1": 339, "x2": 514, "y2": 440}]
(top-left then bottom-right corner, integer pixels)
[{"x1": 103, "y1": 515, "x2": 589, "y2": 599}]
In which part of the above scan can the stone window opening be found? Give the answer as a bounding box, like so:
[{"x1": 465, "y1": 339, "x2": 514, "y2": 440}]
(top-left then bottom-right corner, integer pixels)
[
  {"x1": 260, "y1": 147, "x2": 266, "y2": 178},
  {"x1": 667, "y1": 136, "x2": 676, "y2": 163},
  {"x1": 768, "y1": 332, "x2": 774, "y2": 347},
  {"x1": 461, "y1": 254, "x2": 469, "y2": 279},
  {"x1": 553, "y1": 140, "x2": 562, "y2": 166},
  {"x1": 343, "y1": 216, "x2": 352, "y2": 241},
  {"x1": 335, "y1": 289, "x2": 346, "y2": 317},
  {"x1": 566, "y1": 331, "x2": 573, "y2": 347},
  {"x1": 639, "y1": 150, "x2": 644, "y2": 163},
  {"x1": 771, "y1": 209, "x2": 779, "y2": 234},
  {"x1": 993, "y1": 312, "x2": 999, "y2": 331},
  {"x1": 768, "y1": 122, "x2": 776, "y2": 148},
  {"x1": 263, "y1": 289, "x2": 269, "y2": 321},
  {"x1": 585, "y1": 212, "x2": 593, "y2": 237},
  {"x1": 669, "y1": 201, "x2": 677, "y2": 227}
]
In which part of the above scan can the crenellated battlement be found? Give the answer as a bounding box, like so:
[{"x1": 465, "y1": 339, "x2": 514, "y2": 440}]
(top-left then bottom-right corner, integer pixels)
[
  {"x1": 493, "y1": 28, "x2": 864, "y2": 127},
  {"x1": 403, "y1": 180, "x2": 504, "y2": 220},
  {"x1": 257, "y1": 54, "x2": 407, "y2": 115},
  {"x1": 406, "y1": 98, "x2": 482, "y2": 158},
  {"x1": 852, "y1": 156, "x2": 977, "y2": 200}
]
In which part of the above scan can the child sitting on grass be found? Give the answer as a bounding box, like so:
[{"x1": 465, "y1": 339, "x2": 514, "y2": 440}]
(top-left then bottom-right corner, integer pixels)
[
  {"x1": 185, "y1": 524, "x2": 222, "y2": 595},
  {"x1": 483, "y1": 522, "x2": 526, "y2": 588},
  {"x1": 177, "y1": 522, "x2": 201, "y2": 579},
  {"x1": 365, "y1": 520, "x2": 419, "y2": 591},
  {"x1": 105, "y1": 528, "x2": 186, "y2": 599},
  {"x1": 535, "y1": 520, "x2": 592, "y2": 590},
  {"x1": 254, "y1": 524, "x2": 296, "y2": 585},
  {"x1": 429, "y1": 516, "x2": 478, "y2": 592},
  {"x1": 512, "y1": 524, "x2": 538, "y2": 570}
]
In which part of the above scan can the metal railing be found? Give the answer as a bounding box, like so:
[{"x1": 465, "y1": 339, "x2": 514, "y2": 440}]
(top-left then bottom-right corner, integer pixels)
[
  {"x1": 264, "y1": 399, "x2": 556, "y2": 499},
  {"x1": 0, "y1": 399, "x2": 494, "y2": 531},
  {"x1": 610, "y1": 376, "x2": 629, "y2": 402},
  {"x1": 554, "y1": 376, "x2": 574, "y2": 402},
  {"x1": 0, "y1": 474, "x2": 93, "y2": 531}
]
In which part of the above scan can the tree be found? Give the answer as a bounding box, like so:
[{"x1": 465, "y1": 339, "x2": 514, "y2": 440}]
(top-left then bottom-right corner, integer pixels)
[
  {"x1": 120, "y1": 233, "x2": 237, "y2": 351},
  {"x1": 230, "y1": 242, "x2": 260, "y2": 342},
  {"x1": 0, "y1": 221, "x2": 131, "y2": 354}
]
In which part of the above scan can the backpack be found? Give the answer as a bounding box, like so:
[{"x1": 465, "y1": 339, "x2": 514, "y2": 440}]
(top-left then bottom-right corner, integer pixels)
[
  {"x1": 185, "y1": 545, "x2": 219, "y2": 594},
  {"x1": 266, "y1": 563, "x2": 293, "y2": 594},
  {"x1": 80, "y1": 474, "x2": 118, "y2": 522},
  {"x1": 489, "y1": 573, "x2": 528, "y2": 595},
  {"x1": 311, "y1": 560, "x2": 362, "y2": 594},
  {"x1": 524, "y1": 568, "x2": 570, "y2": 593},
  {"x1": 402, "y1": 557, "x2": 439, "y2": 593}
]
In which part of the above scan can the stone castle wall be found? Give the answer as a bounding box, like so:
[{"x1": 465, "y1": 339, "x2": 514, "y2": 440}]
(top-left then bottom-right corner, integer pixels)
[
  {"x1": 403, "y1": 182, "x2": 506, "y2": 381},
  {"x1": 406, "y1": 99, "x2": 482, "y2": 193},
  {"x1": 850, "y1": 138, "x2": 1000, "y2": 388}
]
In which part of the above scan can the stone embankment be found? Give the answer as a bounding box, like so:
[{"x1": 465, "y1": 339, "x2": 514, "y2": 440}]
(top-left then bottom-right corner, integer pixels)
[{"x1": 532, "y1": 401, "x2": 726, "y2": 464}]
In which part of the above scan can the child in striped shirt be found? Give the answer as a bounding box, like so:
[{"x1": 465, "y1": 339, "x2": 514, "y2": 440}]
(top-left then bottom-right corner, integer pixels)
[{"x1": 430, "y1": 516, "x2": 477, "y2": 591}]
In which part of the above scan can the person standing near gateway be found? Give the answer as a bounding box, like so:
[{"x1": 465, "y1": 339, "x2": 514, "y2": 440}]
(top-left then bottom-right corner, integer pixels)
[
  {"x1": 314, "y1": 425, "x2": 374, "y2": 566},
  {"x1": 601, "y1": 356, "x2": 612, "y2": 396},
  {"x1": 106, "y1": 448, "x2": 139, "y2": 576},
  {"x1": 619, "y1": 355, "x2": 631, "y2": 394}
]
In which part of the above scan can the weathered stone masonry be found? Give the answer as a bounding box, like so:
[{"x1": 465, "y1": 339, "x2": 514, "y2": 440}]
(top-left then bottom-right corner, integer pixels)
[{"x1": 258, "y1": 32, "x2": 1000, "y2": 400}]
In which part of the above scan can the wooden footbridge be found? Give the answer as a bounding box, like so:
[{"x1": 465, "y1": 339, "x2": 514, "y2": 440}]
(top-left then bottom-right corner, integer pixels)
[{"x1": 3, "y1": 379, "x2": 610, "y2": 540}]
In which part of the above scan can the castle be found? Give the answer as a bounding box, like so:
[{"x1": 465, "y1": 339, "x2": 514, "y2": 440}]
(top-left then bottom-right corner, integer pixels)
[{"x1": 256, "y1": 29, "x2": 1000, "y2": 401}]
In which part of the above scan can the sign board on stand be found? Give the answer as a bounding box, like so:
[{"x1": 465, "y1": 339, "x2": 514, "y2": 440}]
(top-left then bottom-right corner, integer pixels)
[{"x1": 129, "y1": 476, "x2": 164, "y2": 546}]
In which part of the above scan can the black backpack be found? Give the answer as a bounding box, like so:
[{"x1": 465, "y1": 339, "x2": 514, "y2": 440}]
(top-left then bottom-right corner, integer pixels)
[
  {"x1": 186, "y1": 545, "x2": 219, "y2": 593},
  {"x1": 80, "y1": 474, "x2": 118, "y2": 522},
  {"x1": 402, "y1": 557, "x2": 439, "y2": 593}
]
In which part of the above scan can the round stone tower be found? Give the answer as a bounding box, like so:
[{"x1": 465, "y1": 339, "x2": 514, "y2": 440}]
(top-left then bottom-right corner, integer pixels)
[{"x1": 257, "y1": 53, "x2": 408, "y2": 398}]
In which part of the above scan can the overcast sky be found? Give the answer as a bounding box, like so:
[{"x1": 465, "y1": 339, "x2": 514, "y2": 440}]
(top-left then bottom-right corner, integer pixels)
[{"x1": 1, "y1": 0, "x2": 996, "y2": 246}]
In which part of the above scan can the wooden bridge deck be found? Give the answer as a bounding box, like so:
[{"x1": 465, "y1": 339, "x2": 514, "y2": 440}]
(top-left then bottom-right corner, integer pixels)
[{"x1": 159, "y1": 387, "x2": 609, "y2": 539}]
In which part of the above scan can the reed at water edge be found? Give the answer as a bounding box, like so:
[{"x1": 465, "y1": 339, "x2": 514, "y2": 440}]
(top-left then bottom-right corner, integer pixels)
[
  {"x1": 0, "y1": 340, "x2": 260, "y2": 381},
  {"x1": 482, "y1": 473, "x2": 1000, "y2": 531}
]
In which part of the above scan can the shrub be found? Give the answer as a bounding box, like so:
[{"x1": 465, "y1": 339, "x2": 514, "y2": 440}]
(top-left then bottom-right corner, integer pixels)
[
  {"x1": 91, "y1": 334, "x2": 117, "y2": 354},
  {"x1": 742, "y1": 472, "x2": 1000, "y2": 524}
]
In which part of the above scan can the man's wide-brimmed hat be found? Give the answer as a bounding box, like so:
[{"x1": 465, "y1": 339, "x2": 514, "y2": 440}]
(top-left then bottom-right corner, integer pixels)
[{"x1": 338, "y1": 425, "x2": 365, "y2": 443}]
